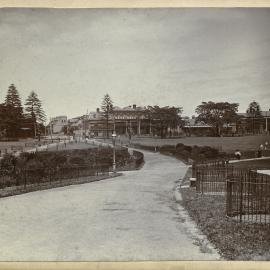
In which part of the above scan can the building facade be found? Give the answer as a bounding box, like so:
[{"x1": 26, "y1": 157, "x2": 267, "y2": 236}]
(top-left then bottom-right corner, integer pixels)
[
  {"x1": 67, "y1": 105, "x2": 183, "y2": 138},
  {"x1": 48, "y1": 116, "x2": 68, "y2": 134}
]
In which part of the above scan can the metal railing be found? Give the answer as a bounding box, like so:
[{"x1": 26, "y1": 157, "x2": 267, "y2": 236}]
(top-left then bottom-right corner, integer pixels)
[
  {"x1": 226, "y1": 169, "x2": 270, "y2": 224},
  {"x1": 0, "y1": 164, "x2": 110, "y2": 191},
  {"x1": 193, "y1": 161, "x2": 233, "y2": 194}
]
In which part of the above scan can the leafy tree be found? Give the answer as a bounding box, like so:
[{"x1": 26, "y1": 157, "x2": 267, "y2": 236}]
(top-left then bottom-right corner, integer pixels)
[
  {"x1": 25, "y1": 91, "x2": 46, "y2": 137},
  {"x1": 148, "y1": 106, "x2": 183, "y2": 138},
  {"x1": 101, "y1": 94, "x2": 113, "y2": 138},
  {"x1": 0, "y1": 103, "x2": 7, "y2": 138},
  {"x1": 195, "y1": 101, "x2": 239, "y2": 136},
  {"x1": 4, "y1": 84, "x2": 24, "y2": 138},
  {"x1": 246, "y1": 101, "x2": 261, "y2": 116}
]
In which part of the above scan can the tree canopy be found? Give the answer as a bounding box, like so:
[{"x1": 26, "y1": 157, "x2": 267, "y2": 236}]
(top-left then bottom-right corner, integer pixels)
[
  {"x1": 0, "y1": 84, "x2": 47, "y2": 139},
  {"x1": 25, "y1": 91, "x2": 46, "y2": 137},
  {"x1": 25, "y1": 91, "x2": 46, "y2": 123},
  {"x1": 148, "y1": 105, "x2": 183, "y2": 138},
  {"x1": 246, "y1": 101, "x2": 262, "y2": 117},
  {"x1": 4, "y1": 84, "x2": 24, "y2": 137},
  {"x1": 195, "y1": 101, "x2": 239, "y2": 136},
  {"x1": 101, "y1": 94, "x2": 113, "y2": 113}
]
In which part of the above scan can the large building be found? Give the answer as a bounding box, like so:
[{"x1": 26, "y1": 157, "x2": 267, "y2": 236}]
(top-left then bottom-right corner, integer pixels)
[
  {"x1": 67, "y1": 104, "x2": 183, "y2": 138},
  {"x1": 65, "y1": 107, "x2": 270, "y2": 138},
  {"x1": 86, "y1": 105, "x2": 151, "y2": 137},
  {"x1": 113, "y1": 105, "x2": 150, "y2": 135}
]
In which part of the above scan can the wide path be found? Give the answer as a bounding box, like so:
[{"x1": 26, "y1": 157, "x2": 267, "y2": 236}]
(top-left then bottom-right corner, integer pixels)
[{"x1": 0, "y1": 151, "x2": 219, "y2": 261}]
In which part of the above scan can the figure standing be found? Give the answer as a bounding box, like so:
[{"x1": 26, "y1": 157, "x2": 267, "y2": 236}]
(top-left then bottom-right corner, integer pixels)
[{"x1": 234, "y1": 149, "x2": 241, "y2": 160}]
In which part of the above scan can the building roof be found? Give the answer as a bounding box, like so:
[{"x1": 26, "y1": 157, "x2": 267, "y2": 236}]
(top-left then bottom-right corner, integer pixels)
[
  {"x1": 113, "y1": 105, "x2": 147, "y2": 112},
  {"x1": 237, "y1": 111, "x2": 270, "y2": 118},
  {"x1": 183, "y1": 117, "x2": 212, "y2": 128}
]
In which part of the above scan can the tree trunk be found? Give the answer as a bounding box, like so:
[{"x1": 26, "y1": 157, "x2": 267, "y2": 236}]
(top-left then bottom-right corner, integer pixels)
[{"x1": 216, "y1": 124, "x2": 220, "y2": 137}]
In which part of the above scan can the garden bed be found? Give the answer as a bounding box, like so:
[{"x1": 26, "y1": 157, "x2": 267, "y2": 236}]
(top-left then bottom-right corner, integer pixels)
[
  {"x1": 0, "y1": 147, "x2": 144, "y2": 195},
  {"x1": 0, "y1": 172, "x2": 121, "y2": 198},
  {"x1": 179, "y1": 168, "x2": 270, "y2": 260}
]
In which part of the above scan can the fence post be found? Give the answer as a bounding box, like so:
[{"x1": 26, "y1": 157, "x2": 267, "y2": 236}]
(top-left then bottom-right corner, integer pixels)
[
  {"x1": 192, "y1": 163, "x2": 196, "y2": 178},
  {"x1": 201, "y1": 170, "x2": 204, "y2": 195},
  {"x1": 24, "y1": 170, "x2": 27, "y2": 189},
  {"x1": 196, "y1": 171, "x2": 200, "y2": 193},
  {"x1": 239, "y1": 177, "x2": 243, "y2": 223},
  {"x1": 226, "y1": 180, "x2": 232, "y2": 216}
]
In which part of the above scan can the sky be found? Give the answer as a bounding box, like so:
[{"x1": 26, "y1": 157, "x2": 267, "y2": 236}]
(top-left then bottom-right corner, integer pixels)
[{"x1": 0, "y1": 8, "x2": 270, "y2": 121}]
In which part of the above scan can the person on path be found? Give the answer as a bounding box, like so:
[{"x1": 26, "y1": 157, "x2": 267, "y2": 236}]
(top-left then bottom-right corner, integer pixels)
[
  {"x1": 258, "y1": 144, "x2": 264, "y2": 158},
  {"x1": 234, "y1": 149, "x2": 241, "y2": 160}
]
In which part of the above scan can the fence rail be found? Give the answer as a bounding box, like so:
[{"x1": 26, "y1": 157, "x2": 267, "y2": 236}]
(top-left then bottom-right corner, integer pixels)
[
  {"x1": 193, "y1": 162, "x2": 233, "y2": 194},
  {"x1": 0, "y1": 164, "x2": 110, "y2": 191},
  {"x1": 192, "y1": 161, "x2": 270, "y2": 224},
  {"x1": 226, "y1": 170, "x2": 270, "y2": 224}
]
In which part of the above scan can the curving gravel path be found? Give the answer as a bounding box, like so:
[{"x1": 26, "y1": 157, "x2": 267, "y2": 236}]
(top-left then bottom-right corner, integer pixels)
[{"x1": 0, "y1": 150, "x2": 220, "y2": 261}]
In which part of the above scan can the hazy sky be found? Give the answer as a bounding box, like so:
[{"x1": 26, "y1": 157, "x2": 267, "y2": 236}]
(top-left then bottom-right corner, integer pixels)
[{"x1": 0, "y1": 8, "x2": 270, "y2": 121}]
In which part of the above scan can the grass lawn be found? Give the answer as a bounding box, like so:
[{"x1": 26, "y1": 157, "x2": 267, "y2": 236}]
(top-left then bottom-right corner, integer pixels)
[
  {"x1": 180, "y1": 168, "x2": 270, "y2": 260},
  {"x1": 46, "y1": 141, "x2": 97, "y2": 151},
  {"x1": 123, "y1": 134, "x2": 270, "y2": 153}
]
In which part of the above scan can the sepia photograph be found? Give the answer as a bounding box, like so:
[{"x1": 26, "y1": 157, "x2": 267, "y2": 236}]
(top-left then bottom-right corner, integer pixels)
[{"x1": 0, "y1": 2, "x2": 270, "y2": 265}]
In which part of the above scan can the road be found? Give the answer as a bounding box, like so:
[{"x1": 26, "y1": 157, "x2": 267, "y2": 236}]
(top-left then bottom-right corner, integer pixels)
[{"x1": 0, "y1": 150, "x2": 220, "y2": 261}]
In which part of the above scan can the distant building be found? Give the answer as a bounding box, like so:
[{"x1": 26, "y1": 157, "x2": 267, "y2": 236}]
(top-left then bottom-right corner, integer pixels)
[
  {"x1": 48, "y1": 116, "x2": 68, "y2": 134},
  {"x1": 85, "y1": 105, "x2": 151, "y2": 137},
  {"x1": 183, "y1": 116, "x2": 213, "y2": 136},
  {"x1": 67, "y1": 104, "x2": 183, "y2": 138},
  {"x1": 237, "y1": 110, "x2": 270, "y2": 135},
  {"x1": 182, "y1": 110, "x2": 270, "y2": 137},
  {"x1": 113, "y1": 104, "x2": 150, "y2": 135}
]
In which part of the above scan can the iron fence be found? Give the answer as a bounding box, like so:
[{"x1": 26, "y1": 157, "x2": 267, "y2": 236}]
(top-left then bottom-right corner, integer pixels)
[
  {"x1": 226, "y1": 169, "x2": 270, "y2": 224},
  {"x1": 0, "y1": 164, "x2": 110, "y2": 191},
  {"x1": 192, "y1": 160, "x2": 270, "y2": 224},
  {"x1": 193, "y1": 161, "x2": 233, "y2": 194}
]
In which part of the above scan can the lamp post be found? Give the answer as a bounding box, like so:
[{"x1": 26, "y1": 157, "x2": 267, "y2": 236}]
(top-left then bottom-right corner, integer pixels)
[{"x1": 112, "y1": 131, "x2": 117, "y2": 173}]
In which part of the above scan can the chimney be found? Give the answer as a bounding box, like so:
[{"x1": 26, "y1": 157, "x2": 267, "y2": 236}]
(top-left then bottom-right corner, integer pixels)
[
  {"x1": 96, "y1": 108, "x2": 100, "y2": 113},
  {"x1": 133, "y1": 104, "x2": 136, "y2": 109}
]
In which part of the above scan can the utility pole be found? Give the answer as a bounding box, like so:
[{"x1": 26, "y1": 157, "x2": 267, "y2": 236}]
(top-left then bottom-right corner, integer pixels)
[{"x1": 50, "y1": 117, "x2": 53, "y2": 140}]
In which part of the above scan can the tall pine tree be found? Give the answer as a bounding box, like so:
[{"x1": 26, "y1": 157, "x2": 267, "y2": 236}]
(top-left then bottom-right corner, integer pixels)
[
  {"x1": 25, "y1": 91, "x2": 46, "y2": 137},
  {"x1": 101, "y1": 94, "x2": 113, "y2": 138},
  {"x1": 5, "y1": 84, "x2": 24, "y2": 138}
]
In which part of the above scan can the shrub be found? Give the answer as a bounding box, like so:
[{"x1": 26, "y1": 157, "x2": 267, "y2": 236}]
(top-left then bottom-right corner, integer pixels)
[
  {"x1": 183, "y1": 145, "x2": 192, "y2": 153},
  {"x1": 176, "y1": 143, "x2": 185, "y2": 150},
  {"x1": 179, "y1": 150, "x2": 190, "y2": 160},
  {"x1": 1, "y1": 154, "x2": 17, "y2": 168},
  {"x1": 25, "y1": 158, "x2": 43, "y2": 170},
  {"x1": 191, "y1": 146, "x2": 200, "y2": 159},
  {"x1": 199, "y1": 146, "x2": 219, "y2": 159},
  {"x1": 69, "y1": 156, "x2": 86, "y2": 165},
  {"x1": 198, "y1": 153, "x2": 206, "y2": 160},
  {"x1": 160, "y1": 145, "x2": 176, "y2": 154}
]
